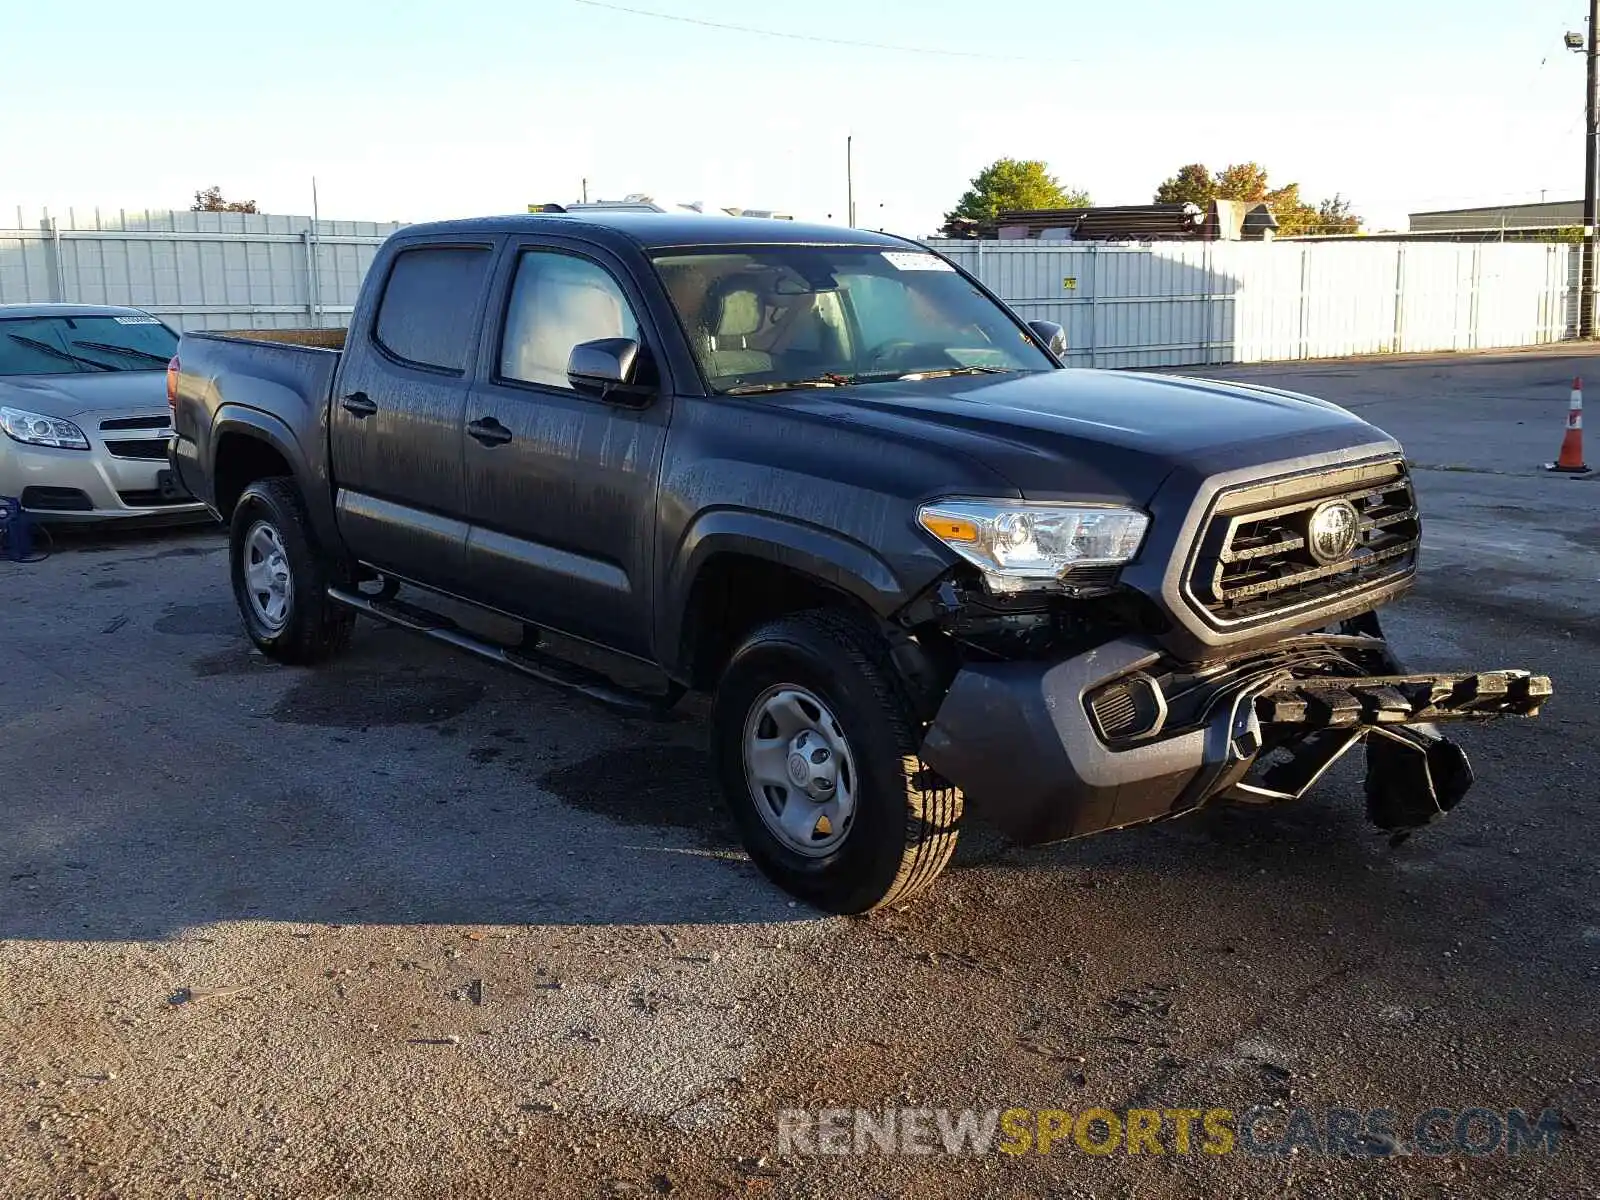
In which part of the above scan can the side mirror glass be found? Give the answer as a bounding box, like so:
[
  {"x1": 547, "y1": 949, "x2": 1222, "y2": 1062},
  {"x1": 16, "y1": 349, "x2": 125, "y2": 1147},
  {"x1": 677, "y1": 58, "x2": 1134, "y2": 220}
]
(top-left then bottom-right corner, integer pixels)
[
  {"x1": 1028, "y1": 320, "x2": 1068, "y2": 359},
  {"x1": 567, "y1": 337, "x2": 652, "y2": 403}
]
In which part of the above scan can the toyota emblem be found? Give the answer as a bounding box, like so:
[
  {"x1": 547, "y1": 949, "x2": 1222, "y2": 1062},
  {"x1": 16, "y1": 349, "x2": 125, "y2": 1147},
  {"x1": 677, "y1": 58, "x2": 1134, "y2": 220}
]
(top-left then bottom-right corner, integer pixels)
[{"x1": 1306, "y1": 499, "x2": 1360, "y2": 564}]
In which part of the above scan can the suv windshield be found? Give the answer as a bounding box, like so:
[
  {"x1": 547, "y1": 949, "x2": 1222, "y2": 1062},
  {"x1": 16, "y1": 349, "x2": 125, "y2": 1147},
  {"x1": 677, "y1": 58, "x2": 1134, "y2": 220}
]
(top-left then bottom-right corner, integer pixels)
[
  {"x1": 652, "y1": 246, "x2": 1055, "y2": 393},
  {"x1": 0, "y1": 314, "x2": 179, "y2": 376}
]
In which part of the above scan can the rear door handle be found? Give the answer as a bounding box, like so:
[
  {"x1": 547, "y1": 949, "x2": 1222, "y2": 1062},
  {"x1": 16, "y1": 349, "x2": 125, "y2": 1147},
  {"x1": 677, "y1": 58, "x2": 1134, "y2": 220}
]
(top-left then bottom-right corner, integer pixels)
[
  {"x1": 340, "y1": 391, "x2": 378, "y2": 417},
  {"x1": 467, "y1": 416, "x2": 513, "y2": 447}
]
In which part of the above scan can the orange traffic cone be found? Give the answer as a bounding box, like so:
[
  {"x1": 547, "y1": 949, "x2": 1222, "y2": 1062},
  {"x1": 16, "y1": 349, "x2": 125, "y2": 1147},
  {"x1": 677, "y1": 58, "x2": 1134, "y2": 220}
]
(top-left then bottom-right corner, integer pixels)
[{"x1": 1545, "y1": 377, "x2": 1590, "y2": 474}]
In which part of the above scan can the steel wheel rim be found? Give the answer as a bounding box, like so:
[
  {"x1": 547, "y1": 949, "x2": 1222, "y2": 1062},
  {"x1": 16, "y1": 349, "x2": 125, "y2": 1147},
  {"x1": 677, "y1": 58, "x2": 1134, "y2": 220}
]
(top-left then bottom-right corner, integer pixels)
[
  {"x1": 742, "y1": 684, "x2": 857, "y2": 858},
  {"x1": 242, "y1": 520, "x2": 292, "y2": 633}
]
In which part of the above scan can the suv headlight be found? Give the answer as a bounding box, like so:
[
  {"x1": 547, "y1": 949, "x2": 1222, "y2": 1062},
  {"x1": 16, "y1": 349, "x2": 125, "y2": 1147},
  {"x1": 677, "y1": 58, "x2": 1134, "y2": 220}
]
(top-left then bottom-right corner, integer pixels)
[
  {"x1": 917, "y1": 499, "x2": 1149, "y2": 591},
  {"x1": 0, "y1": 406, "x2": 91, "y2": 451}
]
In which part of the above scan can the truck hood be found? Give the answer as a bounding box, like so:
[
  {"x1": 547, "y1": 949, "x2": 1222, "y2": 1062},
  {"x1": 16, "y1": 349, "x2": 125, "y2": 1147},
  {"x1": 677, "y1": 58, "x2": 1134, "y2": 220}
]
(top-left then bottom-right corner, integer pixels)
[
  {"x1": 0, "y1": 372, "x2": 170, "y2": 419},
  {"x1": 805, "y1": 368, "x2": 1399, "y2": 504}
]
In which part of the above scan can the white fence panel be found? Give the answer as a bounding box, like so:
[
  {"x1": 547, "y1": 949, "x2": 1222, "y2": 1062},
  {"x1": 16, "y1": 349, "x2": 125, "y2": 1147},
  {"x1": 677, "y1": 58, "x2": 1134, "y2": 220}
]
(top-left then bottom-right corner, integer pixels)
[
  {"x1": 0, "y1": 207, "x2": 402, "y2": 331},
  {"x1": 931, "y1": 238, "x2": 1577, "y2": 368},
  {"x1": 935, "y1": 241, "x2": 1237, "y2": 368},
  {"x1": 1, "y1": 211, "x2": 1578, "y2": 360}
]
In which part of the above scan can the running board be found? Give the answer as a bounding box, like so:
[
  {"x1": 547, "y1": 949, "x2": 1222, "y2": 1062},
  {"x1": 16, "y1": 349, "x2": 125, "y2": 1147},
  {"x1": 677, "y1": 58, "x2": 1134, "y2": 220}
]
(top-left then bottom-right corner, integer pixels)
[{"x1": 326, "y1": 587, "x2": 683, "y2": 717}]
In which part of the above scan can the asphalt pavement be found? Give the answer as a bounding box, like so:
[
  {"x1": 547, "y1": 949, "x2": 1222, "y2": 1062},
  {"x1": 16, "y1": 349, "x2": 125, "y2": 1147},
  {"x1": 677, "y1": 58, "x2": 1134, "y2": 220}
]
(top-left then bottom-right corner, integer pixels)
[{"x1": 1, "y1": 349, "x2": 1596, "y2": 1199}]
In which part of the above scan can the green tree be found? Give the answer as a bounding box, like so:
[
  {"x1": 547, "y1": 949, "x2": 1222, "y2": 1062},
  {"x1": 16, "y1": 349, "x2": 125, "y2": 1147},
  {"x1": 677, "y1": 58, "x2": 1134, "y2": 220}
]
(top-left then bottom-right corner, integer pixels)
[
  {"x1": 1215, "y1": 162, "x2": 1271, "y2": 202},
  {"x1": 1311, "y1": 194, "x2": 1361, "y2": 234},
  {"x1": 1154, "y1": 163, "x2": 1215, "y2": 206},
  {"x1": 941, "y1": 159, "x2": 1090, "y2": 235},
  {"x1": 191, "y1": 186, "x2": 258, "y2": 214}
]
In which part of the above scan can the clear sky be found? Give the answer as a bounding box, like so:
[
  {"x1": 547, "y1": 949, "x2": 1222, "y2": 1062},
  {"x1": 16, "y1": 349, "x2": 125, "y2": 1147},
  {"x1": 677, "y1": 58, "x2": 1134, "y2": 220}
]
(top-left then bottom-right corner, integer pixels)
[{"x1": 0, "y1": 0, "x2": 1587, "y2": 234}]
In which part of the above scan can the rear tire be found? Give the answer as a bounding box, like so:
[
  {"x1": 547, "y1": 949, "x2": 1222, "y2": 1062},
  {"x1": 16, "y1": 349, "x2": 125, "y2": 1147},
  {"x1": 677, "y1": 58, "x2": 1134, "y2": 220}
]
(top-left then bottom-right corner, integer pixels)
[
  {"x1": 229, "y1": 478, "x2": 354, "y2": 665},
  {"x1": 711, "y1": 609, "x2": 962, "y2": 913}
]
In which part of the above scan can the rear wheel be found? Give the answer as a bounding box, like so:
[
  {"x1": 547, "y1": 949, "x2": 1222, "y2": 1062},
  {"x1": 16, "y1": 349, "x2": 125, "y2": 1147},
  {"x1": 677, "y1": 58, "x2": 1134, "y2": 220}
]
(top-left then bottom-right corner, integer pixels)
[
  {"x1": 228, "y1": 478, "x2": 354, "y2": 664},
  {"x1": 711, "y1": 610, "x2": 962, "y2": 913}
]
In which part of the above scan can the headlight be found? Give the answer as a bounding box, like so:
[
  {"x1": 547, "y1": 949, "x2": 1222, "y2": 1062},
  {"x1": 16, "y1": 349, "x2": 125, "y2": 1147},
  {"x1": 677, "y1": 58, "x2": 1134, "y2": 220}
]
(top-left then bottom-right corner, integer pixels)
[
  {"x1": 0, "y1": 406, "x2": 90, "y2": 451},
  {"x1": 917, "y1": 499, "x2": 1149, "y2": 591}
]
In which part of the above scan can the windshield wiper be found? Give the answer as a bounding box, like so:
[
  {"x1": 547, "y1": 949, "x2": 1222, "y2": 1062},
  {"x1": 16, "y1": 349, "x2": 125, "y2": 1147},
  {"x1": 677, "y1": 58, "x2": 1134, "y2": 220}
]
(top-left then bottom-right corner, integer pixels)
[
  {"x1": 6, "y1": 333, "x2": 119, "y2": 371},
  {"x1": 724, "y1": 374, "x2": 857, "y2": 395},
  {"x1": 72, "y1": 340, "x2": 171, "y2": 365},
  {"x1": 898, "y1": 365, "x2": 1017, "y2": 380}
]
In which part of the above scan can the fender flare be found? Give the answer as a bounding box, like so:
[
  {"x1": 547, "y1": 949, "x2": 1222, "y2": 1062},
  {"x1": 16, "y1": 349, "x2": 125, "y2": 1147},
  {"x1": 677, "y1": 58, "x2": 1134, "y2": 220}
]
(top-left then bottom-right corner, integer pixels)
[
  {"x1": 659, "y1": 508, "x2": 907, "y2": 675},
  {"x1": 211, "y1": 403, "x2": 340, "y2": 551}
]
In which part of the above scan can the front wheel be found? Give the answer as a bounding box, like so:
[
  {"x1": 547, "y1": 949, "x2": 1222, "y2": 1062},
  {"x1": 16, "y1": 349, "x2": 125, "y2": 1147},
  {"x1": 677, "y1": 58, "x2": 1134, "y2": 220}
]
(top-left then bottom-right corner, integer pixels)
[
  {"x1": 228, "y1": 478, "x2": 354, "y2": 664},
  {"x1": 711, "y1": 610, "x2": 962, "y2": 913}
]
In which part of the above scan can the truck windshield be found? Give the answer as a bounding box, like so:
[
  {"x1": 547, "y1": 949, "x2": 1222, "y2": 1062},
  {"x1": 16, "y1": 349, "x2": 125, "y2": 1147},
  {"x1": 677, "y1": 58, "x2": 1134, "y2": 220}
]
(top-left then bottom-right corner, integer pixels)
[
  {"x1": 0, "y1": 315, "x2": 179, "y2": 376},
  {"x1": 652, "y1": 247, "x2": 1055, "y2": 394}
]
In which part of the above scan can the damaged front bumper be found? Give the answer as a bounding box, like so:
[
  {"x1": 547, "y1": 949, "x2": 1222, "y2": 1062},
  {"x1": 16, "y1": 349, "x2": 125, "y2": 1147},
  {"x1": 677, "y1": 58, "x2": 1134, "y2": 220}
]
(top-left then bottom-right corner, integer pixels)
[{"x1": 919, "y1": 635, "x2": 1551, "y2": 846}]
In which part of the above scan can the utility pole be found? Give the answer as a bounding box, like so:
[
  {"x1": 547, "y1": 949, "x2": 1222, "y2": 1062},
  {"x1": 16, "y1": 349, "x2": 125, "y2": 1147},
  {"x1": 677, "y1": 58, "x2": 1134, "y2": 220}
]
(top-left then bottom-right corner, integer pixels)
[
  {"x1": 1584, "y1": 2, "x2": 1599, "y2": 337},
  {"x1": 847, "y1": 135, "x2": 856, "y2": 228}
]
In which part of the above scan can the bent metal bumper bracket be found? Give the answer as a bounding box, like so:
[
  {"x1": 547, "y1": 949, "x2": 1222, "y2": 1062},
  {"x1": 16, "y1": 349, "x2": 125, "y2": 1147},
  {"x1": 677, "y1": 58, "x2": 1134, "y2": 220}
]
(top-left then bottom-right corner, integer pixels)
[
  {"x1": 1231, "y1": 669, "x2": 1550, "y2": 830},
  {"x1": 921, "y1": 638, "x2": 1551, "y2": 845},
  {"x1": 1253, "y1": 670, "x2": 1551, "y2": 728}
]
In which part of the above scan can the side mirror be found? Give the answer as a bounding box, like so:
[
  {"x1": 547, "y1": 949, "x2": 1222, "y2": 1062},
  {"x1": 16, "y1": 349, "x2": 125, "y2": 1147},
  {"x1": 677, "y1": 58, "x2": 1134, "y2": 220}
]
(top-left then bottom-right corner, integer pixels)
[
  {"x1": 567, "y1": 338, "x2": 652, "y2": 403},
  {"x1": 1028, "y1": 320, "x2": 1068, "y2": 359}
]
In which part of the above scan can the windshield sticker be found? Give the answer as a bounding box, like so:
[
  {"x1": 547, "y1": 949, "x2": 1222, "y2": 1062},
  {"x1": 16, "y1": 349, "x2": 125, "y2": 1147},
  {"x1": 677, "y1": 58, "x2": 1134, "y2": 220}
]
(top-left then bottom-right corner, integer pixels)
[
  {"x1": 112, "y1": 315, "x2": 161, "y2": 324},
  {"x1": 882, "y1": 252, "x2": 955, "y2": 272}
]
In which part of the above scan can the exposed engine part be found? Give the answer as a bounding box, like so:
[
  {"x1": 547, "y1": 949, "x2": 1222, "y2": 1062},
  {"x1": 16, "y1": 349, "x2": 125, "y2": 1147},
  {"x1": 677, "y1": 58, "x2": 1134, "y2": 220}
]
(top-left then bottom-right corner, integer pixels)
[{"x1": 897, "y1": 571, "x2": 1168, "y2": 664}]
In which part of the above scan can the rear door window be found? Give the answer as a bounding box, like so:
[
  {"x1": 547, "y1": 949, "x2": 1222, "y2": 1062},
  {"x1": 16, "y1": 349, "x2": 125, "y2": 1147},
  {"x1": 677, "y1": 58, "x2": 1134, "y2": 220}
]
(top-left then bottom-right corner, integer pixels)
[{"x1": 373, "y1": 246, "x2": 492, "y2": 372}]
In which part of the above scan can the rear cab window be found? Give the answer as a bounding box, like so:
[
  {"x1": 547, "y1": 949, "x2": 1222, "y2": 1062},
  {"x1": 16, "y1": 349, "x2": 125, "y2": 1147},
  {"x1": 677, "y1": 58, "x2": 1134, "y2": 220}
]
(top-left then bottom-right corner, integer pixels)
[{"x1": 373, "y1": 246, "x2": 493, "y2": 373}]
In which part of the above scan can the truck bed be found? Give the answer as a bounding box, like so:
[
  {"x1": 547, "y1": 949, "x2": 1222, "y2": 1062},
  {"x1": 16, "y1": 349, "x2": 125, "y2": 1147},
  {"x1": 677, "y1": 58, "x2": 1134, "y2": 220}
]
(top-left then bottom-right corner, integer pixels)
[
  {"x1": 179, "y1": 331, "x2": 344, "y2": 427},
  {"x1": 169, "y1": 329, "x2": 348, "y2": 535},
  {"x1": 216, "y1": 328, "x2": 347, "y2": 349}
]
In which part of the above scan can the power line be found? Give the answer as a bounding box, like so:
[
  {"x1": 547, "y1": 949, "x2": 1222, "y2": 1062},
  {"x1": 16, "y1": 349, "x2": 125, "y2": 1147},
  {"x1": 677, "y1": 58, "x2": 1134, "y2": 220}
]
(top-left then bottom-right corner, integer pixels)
[{"x1": 572, "y1": 0, "x2": 1053, "y2": 62}]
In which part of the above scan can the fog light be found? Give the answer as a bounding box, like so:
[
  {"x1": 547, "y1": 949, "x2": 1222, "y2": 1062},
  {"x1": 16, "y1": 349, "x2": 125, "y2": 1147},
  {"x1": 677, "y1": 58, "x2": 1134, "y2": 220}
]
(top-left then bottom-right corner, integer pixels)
[{"x1": 1086, "y1": 673, "x2": 1166, "y2": 743}]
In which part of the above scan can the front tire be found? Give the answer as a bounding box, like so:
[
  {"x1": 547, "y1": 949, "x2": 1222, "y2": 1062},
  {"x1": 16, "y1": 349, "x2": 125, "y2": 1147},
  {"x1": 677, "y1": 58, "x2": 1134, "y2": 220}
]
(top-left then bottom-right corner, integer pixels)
[
  {"x1": 711, "y1": 610, "x2": 962, "y2": 913},
  {"x1": 229, "y1": 478, "x2": 354, "y2": 665}
]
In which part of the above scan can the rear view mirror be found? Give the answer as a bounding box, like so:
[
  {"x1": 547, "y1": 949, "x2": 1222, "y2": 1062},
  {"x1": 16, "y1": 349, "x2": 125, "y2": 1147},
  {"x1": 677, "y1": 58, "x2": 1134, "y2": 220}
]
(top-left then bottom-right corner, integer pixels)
[
  {"x1": 567, "y1": 338, "x2": 652, "y2": 403},
  {"x1": 1028, "y1": 321, "x2": 1068, "y2": 359}
]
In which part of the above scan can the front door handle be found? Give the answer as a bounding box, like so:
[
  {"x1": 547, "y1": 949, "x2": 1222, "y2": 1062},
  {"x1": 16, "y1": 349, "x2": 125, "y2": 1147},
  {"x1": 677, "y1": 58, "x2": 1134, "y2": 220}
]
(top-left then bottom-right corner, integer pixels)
[
  {"x1": 467, "y1": 416, "x2": 513, "y2": 447},
  {"x1": 340, "y1": 391, "x2": 378, "y2": 418}
]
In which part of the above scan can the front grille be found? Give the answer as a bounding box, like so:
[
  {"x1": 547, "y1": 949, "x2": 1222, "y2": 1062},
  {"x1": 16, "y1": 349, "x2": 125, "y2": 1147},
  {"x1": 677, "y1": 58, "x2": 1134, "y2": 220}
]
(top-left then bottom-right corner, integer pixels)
[
  {"x1": 1187, "y1": 458, "x2": 1420, "y2": 625},
  {"x1": 104, "y1": 437, "x2": 170, "y2": 460},
  {"x1": 100, "y1": 416, "x2": 172, "y2": 460}
]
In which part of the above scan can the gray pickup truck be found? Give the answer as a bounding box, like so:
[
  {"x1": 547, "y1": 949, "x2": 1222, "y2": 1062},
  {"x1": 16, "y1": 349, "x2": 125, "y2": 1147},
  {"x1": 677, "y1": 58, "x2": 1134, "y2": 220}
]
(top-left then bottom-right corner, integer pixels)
[{"x1": 168, "y1": 212, "x2": 1548, "y2": 912}]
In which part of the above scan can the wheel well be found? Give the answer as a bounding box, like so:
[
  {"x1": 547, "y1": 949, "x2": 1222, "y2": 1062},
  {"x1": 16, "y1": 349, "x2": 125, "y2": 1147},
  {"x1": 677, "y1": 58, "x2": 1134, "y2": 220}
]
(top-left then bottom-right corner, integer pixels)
[
  {"x1": 681, "y1": 554, "x2": 870, "y2": 690},
  {"x1": 213, "y1": 433, "x2": 293, "y2": 520}
]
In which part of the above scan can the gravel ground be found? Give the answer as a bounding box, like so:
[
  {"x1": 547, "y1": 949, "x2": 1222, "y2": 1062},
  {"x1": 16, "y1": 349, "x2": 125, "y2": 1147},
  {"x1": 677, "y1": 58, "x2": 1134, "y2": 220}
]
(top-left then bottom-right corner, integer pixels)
[{"x1": 1, "y1": 351, "x2": 1597, "y2": 1198}]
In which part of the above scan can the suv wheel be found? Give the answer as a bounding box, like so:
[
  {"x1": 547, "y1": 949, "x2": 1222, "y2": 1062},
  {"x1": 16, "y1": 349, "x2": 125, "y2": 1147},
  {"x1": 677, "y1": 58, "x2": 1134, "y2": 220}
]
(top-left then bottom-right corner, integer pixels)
[
  {"x1": 712, "y1": 610, "x2": 962, "y2": 913},
  {"x1": 228, "y1": 478, "x2": 354, "y2": 664}
]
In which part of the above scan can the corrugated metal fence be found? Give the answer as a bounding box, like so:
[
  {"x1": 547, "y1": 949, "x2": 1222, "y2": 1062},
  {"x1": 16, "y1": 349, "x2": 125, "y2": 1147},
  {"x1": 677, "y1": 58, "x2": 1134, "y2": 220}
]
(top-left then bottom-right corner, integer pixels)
[
  {"x1": 929, "y1": 239, "x2": 1578, "y2": 368},
  {"x1": 0, "y1": 208, "x2": 1579, "y2": 364},
  {"x1": 0, "y1": 207, "x2": 402, "y2": 332}
]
